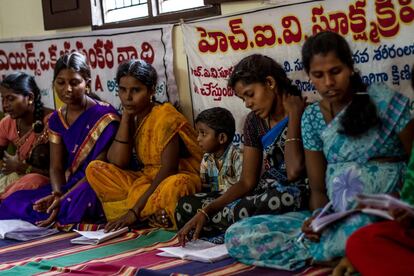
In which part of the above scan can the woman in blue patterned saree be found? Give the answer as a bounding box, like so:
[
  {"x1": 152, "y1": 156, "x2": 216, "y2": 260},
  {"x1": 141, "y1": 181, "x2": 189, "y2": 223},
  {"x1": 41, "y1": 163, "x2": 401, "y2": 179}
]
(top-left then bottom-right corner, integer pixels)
[{"x1": 225, "y1": 31, "x2": 414, "y2": 270}]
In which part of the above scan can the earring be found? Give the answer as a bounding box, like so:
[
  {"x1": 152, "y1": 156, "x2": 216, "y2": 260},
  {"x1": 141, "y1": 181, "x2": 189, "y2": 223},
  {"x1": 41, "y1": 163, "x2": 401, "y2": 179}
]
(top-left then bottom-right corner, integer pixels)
[
  {"x1": 149, "y1": 95, "x2": 154, "y2": 103},
  {"x1": 29, "y1": 100, "x2": 33, "y2": 105}
]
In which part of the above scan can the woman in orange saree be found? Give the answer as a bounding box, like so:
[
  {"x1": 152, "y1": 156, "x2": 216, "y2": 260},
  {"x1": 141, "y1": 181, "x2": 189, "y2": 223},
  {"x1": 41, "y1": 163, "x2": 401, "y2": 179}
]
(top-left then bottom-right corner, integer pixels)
[{"x1": 86, "y1": 59, "x2": 202, "y2": 230}]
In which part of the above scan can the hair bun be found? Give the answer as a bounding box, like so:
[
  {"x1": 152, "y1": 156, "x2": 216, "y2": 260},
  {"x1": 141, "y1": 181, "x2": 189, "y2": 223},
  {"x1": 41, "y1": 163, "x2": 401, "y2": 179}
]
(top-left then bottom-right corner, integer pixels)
[{"x1": 32, "y1": 120, "x2": 44, "y2": 133}]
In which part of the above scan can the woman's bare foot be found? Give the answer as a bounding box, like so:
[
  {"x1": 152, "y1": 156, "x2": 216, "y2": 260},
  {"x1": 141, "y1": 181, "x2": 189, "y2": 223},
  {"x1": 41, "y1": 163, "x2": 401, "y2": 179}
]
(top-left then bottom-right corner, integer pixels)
[{"x1": 332, "y1": 257, "x2": 356, "y2": 276}]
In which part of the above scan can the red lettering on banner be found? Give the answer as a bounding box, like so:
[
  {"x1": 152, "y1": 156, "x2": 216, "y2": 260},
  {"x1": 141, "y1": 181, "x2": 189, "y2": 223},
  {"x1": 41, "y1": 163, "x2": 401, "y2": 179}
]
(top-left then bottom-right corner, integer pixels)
[
  {"x1": 140, "y1": 42, "x2": 154, "y2": 64},
  {"x1": 94, "y1": 39, "x2": 106, "y2": 69},
  {"x1": 117, "y1": 46, "x2": 138, "y2": 64},
  {"x1": 95, "y1": 75, "x2": 103, "y2": 92},
  {"x1": 104, "y1": 40, "x2": 114, "y2": 68},
  {"x1": 281, "y1": 16, "x2": 302, "y2": 44},
  {"x1": 59, "y1": 41, "x2": 72, "y2": 57},
  {"x1": 373, "y1": 0, "x2": 400, "y2": 38},
  {"x1": 328, "y1": 11, "x2": 349, "y2": 34},
  {"x1": 0, "y1": 50, "x2": 9, "y2": 70},
  {"x1": 398, "y1": 0, "x2": 414, "y2": 23},
  {"x1": 228, "y1": 19, "x2": 248, "y2": 50},
  {"x1": 48, "y1": 45, "x2": 58, "y2": 69},
  {"x1": 253, "y1": 24, "x2": 276, "y2": 47},
  {"x1": 349, "y1": 0, "x2": 368, "y2": 41},
  {"x1": 311, "y1": 7, "x2": 349, "y2": 35},
  {"x1": 75, "y1": 41, "x2": 88, "y2": 57},
  {"x1": 197, "y1": 27, "x2": 211, "y2": 53},
  {"x1": 0, "y1": 38, "x2": 157, "y2": 76},
  {"x1": 25, "y1": 43, "x2": 37, "y2": 71},
  {"x1": 312, "y1": 6, "x2": 330, "y2": 33}
]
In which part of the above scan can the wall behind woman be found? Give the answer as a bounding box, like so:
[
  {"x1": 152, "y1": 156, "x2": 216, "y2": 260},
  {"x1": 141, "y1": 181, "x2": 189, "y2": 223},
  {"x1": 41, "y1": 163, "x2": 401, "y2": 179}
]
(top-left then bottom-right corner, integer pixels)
[{"x1": 0, "y1": 0, "x2": 275, "y2": 122}]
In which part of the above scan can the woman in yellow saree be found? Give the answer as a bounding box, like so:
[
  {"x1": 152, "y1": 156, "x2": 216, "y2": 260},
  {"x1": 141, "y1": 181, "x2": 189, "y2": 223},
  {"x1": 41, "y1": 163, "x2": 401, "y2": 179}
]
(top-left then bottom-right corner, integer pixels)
[{"x1": 86, "y1": 59, "x2": 202, "y2": 230}]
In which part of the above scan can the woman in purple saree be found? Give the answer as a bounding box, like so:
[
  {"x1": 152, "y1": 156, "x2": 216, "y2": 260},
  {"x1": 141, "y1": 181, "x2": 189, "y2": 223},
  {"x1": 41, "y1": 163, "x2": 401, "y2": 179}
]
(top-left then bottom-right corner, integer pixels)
[{"x1": 0, "y1": 52, "x2": 119, "y2": 228}]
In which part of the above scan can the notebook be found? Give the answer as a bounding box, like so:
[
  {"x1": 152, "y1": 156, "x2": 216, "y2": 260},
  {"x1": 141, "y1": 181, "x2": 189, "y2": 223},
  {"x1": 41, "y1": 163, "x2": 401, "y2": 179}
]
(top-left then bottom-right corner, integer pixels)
[
  {"x1": 0, "y1": 219, "x2": 58, "y2": 241},
  {"x1": 70, "y1": 227, "x2": 129, "y2": 245},
  {"x1": 311, "y1": 207, "x2": 393, "y2": 233},
  {"x1": 157, "y1": 239, "x2": 229, "y2": 263}
]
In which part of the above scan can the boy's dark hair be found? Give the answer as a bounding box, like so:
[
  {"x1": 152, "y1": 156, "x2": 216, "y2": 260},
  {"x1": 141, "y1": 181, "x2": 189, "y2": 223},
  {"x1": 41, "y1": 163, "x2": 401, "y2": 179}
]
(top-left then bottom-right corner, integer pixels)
[
  {"x1": 228, "y1": 54, "x2": 300, "y2": 96},
  {"x1": 302, "y1": 31, "x2": 379, "y2": 137},
  {"x1": 1, "y1": 72, "x2": 44, "y2": 133},
  {"x1": 195, "y1": 107, "x2": 236, "y2": 143}
]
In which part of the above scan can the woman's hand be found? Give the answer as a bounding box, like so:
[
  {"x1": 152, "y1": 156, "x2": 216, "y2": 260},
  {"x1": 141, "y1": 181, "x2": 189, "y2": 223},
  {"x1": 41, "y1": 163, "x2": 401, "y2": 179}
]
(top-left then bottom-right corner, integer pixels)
[
  {"x1": 301, "y1": 215, "x2": 321, "y2": 242},
  {"x1": 33, "y1": 194, "x2": 61, "y2": 227},
  {"x1": 390, "y1": 208, "x2": 414, "y2": 227},
  {"x1": 105, "y1": 210, "x2": 137, "y2": 232},
  {"x1": 177, "y1": 212, "x2": 207, "y2": 247},
  {"x1": 282, "y1": 93, "x2": 306, "y2": 116},
  {"x1": 2, "y1": 151, "x2": 24, "y2": 174},
  {"x1": 121, "y1": 106, "x2": 137, "y2": 117}
]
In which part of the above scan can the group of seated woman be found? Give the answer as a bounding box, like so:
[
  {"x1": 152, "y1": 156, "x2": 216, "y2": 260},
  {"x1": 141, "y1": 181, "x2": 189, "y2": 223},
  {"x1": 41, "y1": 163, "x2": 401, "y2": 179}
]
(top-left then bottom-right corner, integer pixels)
[{"x1": 0, "y1": 31, "x2": 413, "y2": 275}]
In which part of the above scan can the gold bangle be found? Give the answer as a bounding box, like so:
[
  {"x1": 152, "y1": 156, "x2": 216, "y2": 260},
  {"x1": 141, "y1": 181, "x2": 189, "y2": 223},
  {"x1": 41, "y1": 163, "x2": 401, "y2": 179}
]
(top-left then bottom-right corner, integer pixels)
[
  {"x1": 197, "y1": 208, "x2": 210, "y2": 222},
  {"x1": 285, "y1": 138, "x2": 302, "y2": 143}
]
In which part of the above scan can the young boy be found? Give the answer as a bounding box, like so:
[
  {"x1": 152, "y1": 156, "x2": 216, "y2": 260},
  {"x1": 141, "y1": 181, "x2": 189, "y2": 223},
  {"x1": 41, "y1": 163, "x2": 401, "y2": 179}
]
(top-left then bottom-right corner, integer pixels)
[
  {"x1": 175, "y1": 107, "x2": 242, "y2": 236},
  {"x1": 195, "y1": 107, "x2": 242, "y2": 192}
]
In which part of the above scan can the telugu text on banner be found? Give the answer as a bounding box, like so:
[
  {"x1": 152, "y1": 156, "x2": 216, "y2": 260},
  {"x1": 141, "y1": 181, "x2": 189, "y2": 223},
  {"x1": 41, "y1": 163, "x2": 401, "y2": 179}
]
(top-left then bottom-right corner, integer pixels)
[
  {"x1": 0, "y1": 25, "x2": 177, "y2": 110},
  {"x1": 183, "y1": 0, "x2": 414, "y2": 146}
]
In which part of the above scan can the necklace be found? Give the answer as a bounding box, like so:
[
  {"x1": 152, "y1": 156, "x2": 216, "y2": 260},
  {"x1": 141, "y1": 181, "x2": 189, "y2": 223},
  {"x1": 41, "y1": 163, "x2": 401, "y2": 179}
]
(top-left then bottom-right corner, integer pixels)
[
  {"x1": 17, "y1": 119, "x2": 32, "y2": 138},
  {"x1": 65, "y1": 95, "x2": 88, "y2": 125}
]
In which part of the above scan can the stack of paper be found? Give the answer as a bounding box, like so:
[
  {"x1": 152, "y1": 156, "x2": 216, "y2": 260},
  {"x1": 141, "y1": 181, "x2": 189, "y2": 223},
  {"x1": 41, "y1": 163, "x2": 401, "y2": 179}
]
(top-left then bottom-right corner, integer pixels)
[
  {"x1": 0, "y1": 219, "x2": 58, "y2": 241},
  {"x1": 310, "y1": 194, "x2": 408, "y2": 233},
  {"x1": 311, "y1": 208, "x2": 394, "y2": 232},
  {"x1": 356, "y1": 194, "x2": 414, "y2": 215},
  {"x1": 157, "y1": 240, "x2": 229, "y2": 263},
  {"x1": 70, "y1": 227, "x2": 129, "y2": 245}
]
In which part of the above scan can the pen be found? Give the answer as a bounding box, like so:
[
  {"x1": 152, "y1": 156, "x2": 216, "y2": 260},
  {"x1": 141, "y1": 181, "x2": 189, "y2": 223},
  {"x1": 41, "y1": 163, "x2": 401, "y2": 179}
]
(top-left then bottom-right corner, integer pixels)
[{"x1": 297, "y1": 201, "x2": 332, "y2": 243}]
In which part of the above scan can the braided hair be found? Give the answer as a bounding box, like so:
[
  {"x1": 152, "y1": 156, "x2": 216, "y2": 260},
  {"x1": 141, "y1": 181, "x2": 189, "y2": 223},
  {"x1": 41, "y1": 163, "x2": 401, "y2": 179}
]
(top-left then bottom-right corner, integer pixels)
[{"x1": 1, "y1": 72, "x2": 44, "y2": 133}]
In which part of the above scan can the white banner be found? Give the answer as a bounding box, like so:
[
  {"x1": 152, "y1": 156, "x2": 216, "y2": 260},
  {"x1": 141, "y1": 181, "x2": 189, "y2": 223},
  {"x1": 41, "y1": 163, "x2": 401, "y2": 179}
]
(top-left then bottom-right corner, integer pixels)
[
  {"x1": 0, "y1": 25, "x2": 177, "y2": 110},
  {"x1": 183, "y1": 0, "x2": 414, "y2": 146}
]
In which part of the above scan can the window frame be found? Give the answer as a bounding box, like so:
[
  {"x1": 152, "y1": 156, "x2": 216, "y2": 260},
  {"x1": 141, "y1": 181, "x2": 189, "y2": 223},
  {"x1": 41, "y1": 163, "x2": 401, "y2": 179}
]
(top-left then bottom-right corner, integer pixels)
[
  {"x1": 42, "y1": 0, "x2": 92, "y2": 30},
  {"x1": 91, "y1": 0, "x2": 221, "y2": 30}
]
